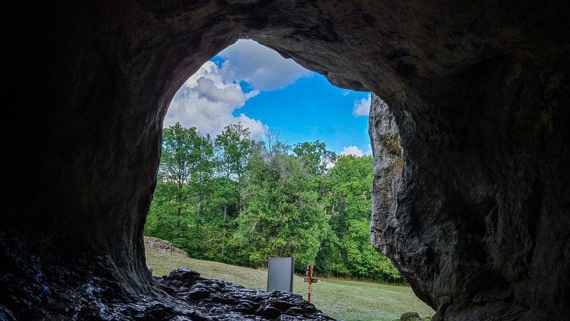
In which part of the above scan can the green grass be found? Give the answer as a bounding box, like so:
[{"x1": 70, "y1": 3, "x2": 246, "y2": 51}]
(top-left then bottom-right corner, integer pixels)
[{"x1": 145, "y1": 249, "x2": 434, "y2": 321}]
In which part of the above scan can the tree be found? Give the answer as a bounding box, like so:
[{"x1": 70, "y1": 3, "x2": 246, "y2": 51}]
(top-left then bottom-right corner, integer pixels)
[
  {"x1": 159, "y1": 122, "x2": 197, "y2": 228},
  {"x1": 211, "y1": 123, "x2": 255, "y2": 259},
  {"x1": 293, "y1": 140, "x2": 337, "y2": 199},
  {"x1": 292, "y1": 140, "x2": 336, "y2": 176},
  {"x1": 215, "y1": 123, "x2": 255, "y2": 213},
  {"x1": 146, "y1": 122, "x2": 214, "y2": 254},
  {"x1": 230, "y1": 140, "x2": 330, "y2": 271},
  {"x1": 144, "y1": 181, "x2": 187, "y2": 242},
  {"x1": 317, "y1": 154, "x2": 403, "y2": 282}
]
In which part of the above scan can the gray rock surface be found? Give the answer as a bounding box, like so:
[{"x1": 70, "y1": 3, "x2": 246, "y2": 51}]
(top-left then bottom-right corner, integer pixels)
[{"x1": 1, "y1": 0, "x2": 569, "y2": 320}]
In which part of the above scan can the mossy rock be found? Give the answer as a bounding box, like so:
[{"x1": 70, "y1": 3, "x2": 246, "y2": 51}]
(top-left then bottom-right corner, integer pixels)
[
  {"x1": 380, "y1": 133, "x2": 401, "y2": 156},
  {"x1": 400, "y1": 311, "x2": 422, "y2": 321}
]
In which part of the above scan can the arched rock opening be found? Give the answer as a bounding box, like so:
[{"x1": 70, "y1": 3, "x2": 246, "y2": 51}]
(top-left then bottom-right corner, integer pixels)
[{"x1": 1, "y1": 0, "x2": 569, "y2": 320}]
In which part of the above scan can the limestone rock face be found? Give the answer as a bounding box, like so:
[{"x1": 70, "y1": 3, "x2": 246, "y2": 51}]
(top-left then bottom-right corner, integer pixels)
[
  {"x1": 1, "y1": 0, "x2": 569, "y2": 320},
  {"x1": 369, "y1": 93, "x2": 405, "y2": 272},
  {"x1": 369, "y1": 53, "x2": 570, "y2": 320}
]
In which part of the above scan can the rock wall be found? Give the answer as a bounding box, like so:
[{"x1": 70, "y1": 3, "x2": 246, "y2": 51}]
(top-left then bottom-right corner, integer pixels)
[
  {"x1": 369, "y1": 55, "x2": 570, "y2": 320},
  {"x1": 1, "y1": 0, "x2": 569, "y2": 320},
  {"x1": 369, "y1": 93, "x2": 405, "y2": 279}
]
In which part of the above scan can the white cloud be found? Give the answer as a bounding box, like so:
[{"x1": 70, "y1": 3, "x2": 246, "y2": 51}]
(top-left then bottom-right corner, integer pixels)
[
  {"x1": 218, "y1": 39, "x2": 311, "y2": 91},
  {"x1": 352, "y1": 94, "x2": 371, "y2": 117},
  {"x1": 340, "y1": 146, "x2": 364, "y2": 157},
  {"x1": 164, "y1": 39, "x2": 313, "y2": 139},
  {"x1": 164, "y1": 61, "x2": 267, "y2": 139}
]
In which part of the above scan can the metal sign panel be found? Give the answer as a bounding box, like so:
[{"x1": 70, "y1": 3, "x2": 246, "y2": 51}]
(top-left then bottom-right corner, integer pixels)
[{"x1": 267, "y1": 257, "x2": 294, "y2": 292}]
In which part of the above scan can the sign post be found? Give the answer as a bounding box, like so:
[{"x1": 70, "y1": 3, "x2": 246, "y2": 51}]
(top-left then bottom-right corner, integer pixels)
[
  {"x1": 303, "y1": 263, "x2": 319, "y2": 303},
  {"x1": 267, "y1": 257, "x2": 294, "y2": 292}
]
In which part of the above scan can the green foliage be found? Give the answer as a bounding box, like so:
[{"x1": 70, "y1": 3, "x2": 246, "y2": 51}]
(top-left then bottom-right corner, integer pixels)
[
  {"x1": 145, "y1": 123, "x2": 402, "y2": 283},
  {"x1": 292, "y1": 140, "x2": 336, "y2": 175},
  {"x1": 214, "y1": 122, "x2": 253, "y2": 183},
  {"x1": 379, "y1": 133, "x2": 401, "y2": 156},
  {"x1": 230, "y1": 142, "x2": 329, "y2": 271},
  {"x1": 316, "y1": 155, "x2": 403, "y2": 282}
]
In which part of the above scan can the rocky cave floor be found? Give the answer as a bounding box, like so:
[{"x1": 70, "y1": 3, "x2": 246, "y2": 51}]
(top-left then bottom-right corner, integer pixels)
[
  {"x1": 0, "y1": 234, "x2": 336, "y2": 321},
  {"x1": 155, "y1": 267, "x2": 335, "y2": 321},
  {"x1": 1, "y1": 265, "x2": 335, "y2": 321}
]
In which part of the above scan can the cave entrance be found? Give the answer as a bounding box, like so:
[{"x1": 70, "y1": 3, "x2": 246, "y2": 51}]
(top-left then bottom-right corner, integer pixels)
[
  {"x1": 145, "y1": 40, "x2": 370, "y2": 268},
  {"x1": 142, "y1": 39, "x2": 433, "y2": 320}
]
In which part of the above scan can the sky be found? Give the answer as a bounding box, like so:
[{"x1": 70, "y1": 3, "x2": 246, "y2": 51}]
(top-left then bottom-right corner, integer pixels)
[{"x1": 164, "y1": 39, "x2": 372, "y2": 157}]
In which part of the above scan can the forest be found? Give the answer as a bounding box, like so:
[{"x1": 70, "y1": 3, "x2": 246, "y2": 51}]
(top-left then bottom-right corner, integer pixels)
[{"x1": 144, "y1": 122, "x2": 402, "y2": 283}]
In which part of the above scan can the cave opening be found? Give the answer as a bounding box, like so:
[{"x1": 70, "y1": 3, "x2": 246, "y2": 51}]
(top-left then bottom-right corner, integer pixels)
[
  {"x1": 140, "y1": 39, "x2": 436, "y2": 320},
  {"x1": 145, "y1": 40, "x2": 382, "y2": 273}
]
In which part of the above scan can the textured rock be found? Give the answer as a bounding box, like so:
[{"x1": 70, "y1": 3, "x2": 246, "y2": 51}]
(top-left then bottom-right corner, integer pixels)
[
  {"x1": 157, "y1": 268, "x2": 334, "y2": 321},
  {"x1": 0, "y1": 263, "x2": 332, "y2": 321},
  {"x1": 1, "y1": 0, "x2": 569, "y2": 320},
  {"x1": 370, "y1": 94, "x2": 405, "y2": 264},
  {"x1": 369, "y1": 53, "x2": 570, "y2": 320}
]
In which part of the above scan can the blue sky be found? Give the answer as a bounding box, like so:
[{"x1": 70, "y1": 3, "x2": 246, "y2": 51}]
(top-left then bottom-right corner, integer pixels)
[{"x1": 164, "y1": 39, "x2": 371, "y2": 156}]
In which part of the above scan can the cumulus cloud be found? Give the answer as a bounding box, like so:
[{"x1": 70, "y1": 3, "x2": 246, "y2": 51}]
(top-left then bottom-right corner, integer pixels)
[
  {"x1": 218, "y1": 39, "x2": 311, "y2": 91},
  {"x1": 164, "y1": 61, "x2": 267, "y2": 139},
  {"x1": 340, "y1": 146, "x2": 364, "y2": 157},
  {"x1": 164, "y1": 39, "x2": 312, "y2": 139},
  {"x1": 352, "y1": 94, "x2": 371, "y2": 117}
]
